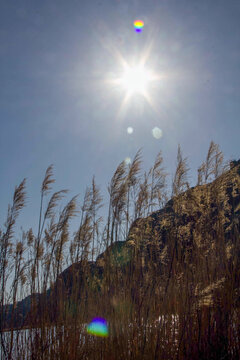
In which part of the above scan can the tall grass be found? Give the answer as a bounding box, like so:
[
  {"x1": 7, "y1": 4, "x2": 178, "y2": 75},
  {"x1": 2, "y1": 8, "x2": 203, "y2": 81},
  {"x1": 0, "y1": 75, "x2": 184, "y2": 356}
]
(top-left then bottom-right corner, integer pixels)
[{"x1": 0, "y1": 142, "x2": 239, "y2": 359}]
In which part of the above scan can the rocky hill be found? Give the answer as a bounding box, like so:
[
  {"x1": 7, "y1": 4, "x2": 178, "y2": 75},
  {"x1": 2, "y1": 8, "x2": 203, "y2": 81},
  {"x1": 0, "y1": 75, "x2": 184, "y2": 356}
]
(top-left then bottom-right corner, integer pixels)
[{"x1": 3, "y1": 160, "x2": 240, "y2": 329}]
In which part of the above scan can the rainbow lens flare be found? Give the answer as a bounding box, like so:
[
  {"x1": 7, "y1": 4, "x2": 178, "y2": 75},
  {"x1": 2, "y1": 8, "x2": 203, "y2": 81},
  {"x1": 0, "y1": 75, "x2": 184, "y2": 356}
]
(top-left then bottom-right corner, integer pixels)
[
  {"x1": 86, "y1": 317, "x2": 108, "y2": 337},
  {"x1": 134, "y1": 20, "x2": 144, "y2": 33}
]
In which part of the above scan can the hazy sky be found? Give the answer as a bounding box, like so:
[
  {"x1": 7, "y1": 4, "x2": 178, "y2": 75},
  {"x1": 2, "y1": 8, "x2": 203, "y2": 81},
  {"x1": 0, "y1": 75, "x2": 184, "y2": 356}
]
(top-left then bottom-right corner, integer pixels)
[{"x1": 1, "y1": 0, "x2": 240, "y2": 235}]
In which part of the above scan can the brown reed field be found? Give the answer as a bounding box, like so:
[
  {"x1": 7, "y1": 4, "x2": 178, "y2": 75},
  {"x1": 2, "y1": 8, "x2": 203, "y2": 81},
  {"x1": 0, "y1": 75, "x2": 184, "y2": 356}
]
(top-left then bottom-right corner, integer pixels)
[{"x1": 0, "y1": 141, "x2": 239, "y2": 359}]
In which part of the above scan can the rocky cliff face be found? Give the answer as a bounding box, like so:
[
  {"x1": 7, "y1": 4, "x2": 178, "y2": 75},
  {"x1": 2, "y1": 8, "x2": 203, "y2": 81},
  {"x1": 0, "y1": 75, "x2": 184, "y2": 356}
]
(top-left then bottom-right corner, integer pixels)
[
  {"x1": 126, "y1": 158, "x2": 240, "y2": 262},
  {"x1": 95, "y1": 159, "x2": 240, "y2": 307},
  {"x1": 94, "y1": 160, "x2": 240, "y2": 264}
]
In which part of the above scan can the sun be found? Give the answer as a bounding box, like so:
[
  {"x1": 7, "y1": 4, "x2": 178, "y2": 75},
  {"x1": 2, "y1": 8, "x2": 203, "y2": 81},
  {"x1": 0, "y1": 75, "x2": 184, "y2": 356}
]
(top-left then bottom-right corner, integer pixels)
[
  {"x1": 106, "y1": 60, "x2": 160, "y2": 117},
  {"x1": 120, "y1": 65, "x2": 152, "y2": 96},
  {"x1": 104, "y1": 40, "x2": 162, "y2": 116}
]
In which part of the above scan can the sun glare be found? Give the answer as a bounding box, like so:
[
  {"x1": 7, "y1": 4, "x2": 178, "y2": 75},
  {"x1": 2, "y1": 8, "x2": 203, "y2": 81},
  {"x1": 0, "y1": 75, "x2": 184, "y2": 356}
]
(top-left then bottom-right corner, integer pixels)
[
  {"x1": 120, "y1": 65, "x2": 151, "y2": 95},
  {"x1": 107, "y1": 59, "x2": 160, "y2": 117},
  {"x1": 104, "y1": 39, "x2": 162, "y2": 116}
]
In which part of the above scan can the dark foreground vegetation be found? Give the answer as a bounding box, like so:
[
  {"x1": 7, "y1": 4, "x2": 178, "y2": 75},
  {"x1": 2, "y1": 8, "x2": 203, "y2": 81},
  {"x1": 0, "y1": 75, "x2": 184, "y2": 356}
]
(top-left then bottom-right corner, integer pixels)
[{"x1": 0, "y1": 141, "x2": 240, "y2": 359}]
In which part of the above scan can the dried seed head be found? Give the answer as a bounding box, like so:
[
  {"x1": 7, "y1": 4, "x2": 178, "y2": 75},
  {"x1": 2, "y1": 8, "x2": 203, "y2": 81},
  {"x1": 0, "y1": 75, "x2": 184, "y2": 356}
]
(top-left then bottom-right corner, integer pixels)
[
  {"x1": 42, "y1": 165, "x2": 55, "y2": 195},
  {"x1": 13, "y1": 179, "x2": 27, "y2": 215},
  {"x1": 44, "y1": 229, "x2": 53, "y2": 245},
  {"x1": 16, "y1": 241, "x2": 23, "y2": 255},
  {"x1": 36, "y1": 244, "x2": 44, "y2": 259},
  {"x1": 27, "y1": 228, "x2": 34, "y2": 246}
]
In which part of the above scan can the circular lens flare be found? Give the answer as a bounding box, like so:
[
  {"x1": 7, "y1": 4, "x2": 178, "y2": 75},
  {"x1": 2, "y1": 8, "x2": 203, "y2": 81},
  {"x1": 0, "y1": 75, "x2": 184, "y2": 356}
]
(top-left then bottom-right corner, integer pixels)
[
  {"x1": 124, "y1": 157, "x2": 131, "y2": 165},
  {"x1": 134, "y1": 20, "x2": 144, "y2": 32},
  {"x1": 127, "y1": 127, "x2": 133, "y2": 134},
  {"x1": 152, "y1": 127, "x2": 163, "y2": 139},
  {"x1": 87, "y1": 317, "x2": 108, "y2": 337}
]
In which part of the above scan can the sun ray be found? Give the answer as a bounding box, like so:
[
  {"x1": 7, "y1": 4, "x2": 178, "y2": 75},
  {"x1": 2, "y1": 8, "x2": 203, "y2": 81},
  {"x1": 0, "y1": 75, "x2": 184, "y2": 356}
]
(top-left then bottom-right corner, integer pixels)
[{"x1": 138, "y1": 40, "x2": 154, "y2": 67}]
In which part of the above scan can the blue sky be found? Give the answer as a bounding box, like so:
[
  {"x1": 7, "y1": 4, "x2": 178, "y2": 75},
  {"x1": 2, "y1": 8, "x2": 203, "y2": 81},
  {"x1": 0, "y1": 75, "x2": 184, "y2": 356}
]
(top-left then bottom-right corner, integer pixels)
[{"x1": 1, "y1": 0, "x2": 240, "y2": 237}]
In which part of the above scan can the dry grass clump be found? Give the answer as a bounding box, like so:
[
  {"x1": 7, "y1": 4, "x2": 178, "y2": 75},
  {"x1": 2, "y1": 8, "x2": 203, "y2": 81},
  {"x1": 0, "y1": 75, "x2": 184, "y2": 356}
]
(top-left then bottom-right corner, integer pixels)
[{"x1": 0, "y1": 141, "x2": 239, "y2": 359}]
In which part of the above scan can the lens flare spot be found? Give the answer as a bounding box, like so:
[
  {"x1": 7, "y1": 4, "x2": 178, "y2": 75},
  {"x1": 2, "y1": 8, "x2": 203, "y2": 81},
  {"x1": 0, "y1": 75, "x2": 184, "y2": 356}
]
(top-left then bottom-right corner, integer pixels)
[
  {"x1": 86, "y1": 317, "x2": 108, "y2": 337},
  {"x1": 152, "y1": 127, "x2": 163, "y2": 139},
  {"x1": 127, "y1": 127, "x2": 133, "y2": 134},
  {"x1": 124, "y1": 157, "x2": 131, "y2": 165},
  {"x1": 134, "y1": 20, "x2": 144, "y2": 33}
]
